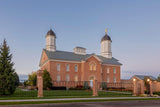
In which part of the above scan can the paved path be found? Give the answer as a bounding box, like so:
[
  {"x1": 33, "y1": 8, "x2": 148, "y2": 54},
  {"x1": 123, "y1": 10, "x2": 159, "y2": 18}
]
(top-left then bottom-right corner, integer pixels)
[
  {"x1": 1, "y1": 100, "x2": 160, "y2": 107},
  {"x1": 0, "y1": 97, "x2": 159, "y2": 102}
]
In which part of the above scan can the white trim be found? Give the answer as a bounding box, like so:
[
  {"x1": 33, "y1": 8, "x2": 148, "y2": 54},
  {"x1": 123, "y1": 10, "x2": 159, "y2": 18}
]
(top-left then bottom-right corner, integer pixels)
[
  {"x1": 50, "y1": 59, "x2": 81, "y2": 63},
  {"x1": 113, "y1": 77, "x2": 116, "y2": 83},
  {"x1": 102, "y1": 64, "x2": 121, "y2": 66},
  {"x1": 74, "y1": 64, "x2": 78, "y2": 72},
  {"x1": 66, "y1": 64, "x2": 70, "y2": 71},
  {"x1": 85, "y1": 55, "x2": 102, "y2": 62},
  {"x1": 57, "y1": 63, "x2": 60, "y2": 71},
  {"x1": 113, "y1": 68, "x2": 116, "y2": 74},
  {"x1": 40, "y1": 59, "x2": 49, "y2": 68}
]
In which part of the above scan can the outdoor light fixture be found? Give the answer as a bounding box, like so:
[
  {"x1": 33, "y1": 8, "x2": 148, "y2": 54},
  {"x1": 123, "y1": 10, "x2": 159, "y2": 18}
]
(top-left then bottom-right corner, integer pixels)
[
  {"x1": 133, "y1": 78, "x2": 136, "y2": 81},
  {"x1": 147, "y1": 79, "x2": 150, "y2": 82}
]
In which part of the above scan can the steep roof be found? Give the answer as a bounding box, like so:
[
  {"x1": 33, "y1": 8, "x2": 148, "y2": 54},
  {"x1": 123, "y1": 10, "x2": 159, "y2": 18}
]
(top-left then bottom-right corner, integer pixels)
[
  {"x1": 101, "y1": 34, "x2": 112, "y2": 42},
  {"x1": 133, "y1": 75, "x2": 157, "y2": 80},
  {"x1": 46, "y1": 29, "x2": 56, "y2": 37},
  {"x1": 43, "y1": 49, "x2": 122, "y2": 65}
]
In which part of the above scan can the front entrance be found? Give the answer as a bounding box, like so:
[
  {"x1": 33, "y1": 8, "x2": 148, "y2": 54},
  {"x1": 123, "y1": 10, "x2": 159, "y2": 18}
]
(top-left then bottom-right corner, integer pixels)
[{"x1": 89, "y1": 76, "x2": 95, "y2": 88}]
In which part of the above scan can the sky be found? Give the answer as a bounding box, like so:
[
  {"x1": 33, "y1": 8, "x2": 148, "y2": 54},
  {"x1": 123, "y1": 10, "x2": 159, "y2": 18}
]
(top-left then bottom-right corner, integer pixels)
[{"x1": 0, "y1": 0, "x2": 160, "y2": 79}]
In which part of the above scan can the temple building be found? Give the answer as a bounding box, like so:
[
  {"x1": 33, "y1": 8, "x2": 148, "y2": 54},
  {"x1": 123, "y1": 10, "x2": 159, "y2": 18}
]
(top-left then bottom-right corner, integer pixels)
[{"x1": 39, "y1": 29, "x2": 122, "y2": 84}]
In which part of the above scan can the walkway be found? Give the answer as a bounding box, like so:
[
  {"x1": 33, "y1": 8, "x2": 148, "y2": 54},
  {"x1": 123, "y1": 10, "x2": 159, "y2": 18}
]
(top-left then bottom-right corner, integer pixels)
[{"x1": 0, "y1": 97, "x2": 160, "y2": 102}]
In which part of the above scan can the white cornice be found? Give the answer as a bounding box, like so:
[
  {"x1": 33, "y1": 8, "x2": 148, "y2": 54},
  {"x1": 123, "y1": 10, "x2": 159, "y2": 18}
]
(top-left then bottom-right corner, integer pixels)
[
  {"x1": 49, "y1": 59, "x2": 81, "y2": 63},
  {"x1": 102, "y1": 64, "x2": 121, "y2": 66}
]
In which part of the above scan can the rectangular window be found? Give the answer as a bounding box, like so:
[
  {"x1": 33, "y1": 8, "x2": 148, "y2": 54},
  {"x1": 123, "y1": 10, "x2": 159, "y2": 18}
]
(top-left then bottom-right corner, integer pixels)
[
  {"x1": 66, "y1": 64, "x2": 69, "y2": 71},
  {"x1": 66, "y1": 75, "x2": 69, "y2": 82},
  {"x1": 107, "y1": 68, "x2": 110, "y2": 73},
  {"x1": 107, "y1": 76, "x2": 109, "y2": 83},
  {"x1": 113, "y1": 68, "x2": 116, "y2": 74},
  {"x1": 75, "y1": 65, "x2": 78, "y2": 72},
  {"x1": 57, "y1": 75, "x2": 60, "y2": 82},
  {"x1": 57, "y1": 64, "x2": 60, "y2": 71},
  {"x1": 114, "y1": 77, "x2": 116, "y2": 83}
]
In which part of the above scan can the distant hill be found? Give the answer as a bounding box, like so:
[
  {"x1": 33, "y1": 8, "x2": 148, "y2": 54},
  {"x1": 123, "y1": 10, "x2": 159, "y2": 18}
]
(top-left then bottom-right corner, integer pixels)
[{"x1": 18, "y1": 74, "x2": 28, "y2": 83}]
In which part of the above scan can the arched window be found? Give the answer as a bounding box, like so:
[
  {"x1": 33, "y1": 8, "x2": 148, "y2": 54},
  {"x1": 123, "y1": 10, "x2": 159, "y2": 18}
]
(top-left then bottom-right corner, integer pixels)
[{"x1": 89, "y1": 62, "x2": 96, "y2": 71}]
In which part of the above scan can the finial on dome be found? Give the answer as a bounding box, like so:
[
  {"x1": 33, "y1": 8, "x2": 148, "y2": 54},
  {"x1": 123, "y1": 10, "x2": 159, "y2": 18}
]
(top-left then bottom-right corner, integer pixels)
[{"x1": 105, "y1": 29, "x2": 107, "y2": 34}]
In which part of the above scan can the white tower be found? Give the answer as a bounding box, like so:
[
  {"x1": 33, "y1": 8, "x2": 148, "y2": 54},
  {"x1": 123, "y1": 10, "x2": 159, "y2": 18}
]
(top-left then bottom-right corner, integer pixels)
[
  {"x1": 45, "y1": 29, "x2": 56, "y2": 52},
  {"x1": 101, "y1": 29, "x2": 112, "y2": 58}
]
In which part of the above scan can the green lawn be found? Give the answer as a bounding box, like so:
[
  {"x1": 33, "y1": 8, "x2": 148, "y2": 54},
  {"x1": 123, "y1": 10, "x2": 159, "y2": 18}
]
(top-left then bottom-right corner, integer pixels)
[{"x1": 0, "y1": 88, "x2": 133, "y2": 100}]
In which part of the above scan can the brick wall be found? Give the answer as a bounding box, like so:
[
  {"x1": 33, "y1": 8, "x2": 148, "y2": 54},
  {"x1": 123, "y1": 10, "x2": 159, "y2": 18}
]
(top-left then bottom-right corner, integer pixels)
[{"x1": 152, "y1": 81, "x2": 160, "y2": 92}]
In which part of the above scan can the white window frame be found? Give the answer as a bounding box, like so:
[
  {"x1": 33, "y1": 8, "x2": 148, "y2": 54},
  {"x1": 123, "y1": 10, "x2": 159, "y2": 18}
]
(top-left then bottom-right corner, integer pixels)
[
  {"x1": 113, "y1": 68, "x2": 116, "y2": 74},
  {"x1": 57, "y1": 75, "x2": 60, "y2": 82},
  {"x1": 89, "y1": 61, "x2": 96, "y2": 71},
  {"x1": 66, "y1": 64, "x2": 69, "y2": 71},
  {"x1": 107, "y1": 67, "x2": 110, "y2": 73},
  {"x1": 57, "y1": 64, "x2": 60, "y2": 71},
  {"x1": 113, "y1": 77, "x2": 116, "y2": 83},
  {"x1": 66, "y1": 75, "x2": 69, "y2": 82},
  {"x1": 75, "y1": 65, "x2": 78, "y2": 72}
]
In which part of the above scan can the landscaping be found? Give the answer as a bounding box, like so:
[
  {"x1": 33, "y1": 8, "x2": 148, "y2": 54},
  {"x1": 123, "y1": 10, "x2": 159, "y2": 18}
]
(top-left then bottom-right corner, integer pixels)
[{"x1": 0, "y1": 88, "x2": 133, "y2": 100}]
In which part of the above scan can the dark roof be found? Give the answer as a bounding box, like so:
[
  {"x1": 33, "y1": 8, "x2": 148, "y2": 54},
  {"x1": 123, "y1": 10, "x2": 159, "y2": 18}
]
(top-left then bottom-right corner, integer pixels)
[
  {"x1": 43, "y1": 49, "x2": 122, "y2": 65},
  {"x1": 101, "y1": 34, "x2": 111, "y2": 42},
  {"x1": 46, "y1": 29, "x2": 56, "y2": 37},
  {"x1": 134, "y1": 75, "x2": 157, "y2": 80},
  {"x1": 74, "y1": 47, "x2": 86, "y2": 49}
]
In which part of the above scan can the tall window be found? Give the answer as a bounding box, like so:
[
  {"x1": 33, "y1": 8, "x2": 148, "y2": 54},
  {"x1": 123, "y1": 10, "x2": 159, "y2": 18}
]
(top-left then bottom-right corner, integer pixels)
[
  {"x1": 107, "y1": 68, "x2": 110, "y2": 73},
  {"x1": 113, "y1": 68, "x2": 116, "y2": 74},
  {"x1": 66, "y1": 64, "x2": 69, "y2": 71},
  {"x1": 75, "y1": 65, "x2": 78, "y2": 72},
  {"x1": 57, "y1": 64, "x2": 60, "y2": 71},
  {"x1": 89, "y1": 62, "x2": 96, "y2": 71},
  {"x1": 107, "y1": 76, "x2": 110, "y2": 83},
  {"x1": 74, "y1": 75, "x2": 78, "y2": 82},
  {"x1": 114, "y1": 77, "x2": 116, "y2": 83},
  {"x1": 66, "y1": 75, "x2": 69, "y2": 82},
  {"x1": 57, "y1": 75, "x2": 60, "y2": 82}
]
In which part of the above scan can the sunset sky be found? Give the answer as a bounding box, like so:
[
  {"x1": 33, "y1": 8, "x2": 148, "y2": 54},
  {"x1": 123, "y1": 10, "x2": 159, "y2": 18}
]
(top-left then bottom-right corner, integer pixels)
[{"x1": 0, "y1": 0, "x2": 160, "y2": 79}]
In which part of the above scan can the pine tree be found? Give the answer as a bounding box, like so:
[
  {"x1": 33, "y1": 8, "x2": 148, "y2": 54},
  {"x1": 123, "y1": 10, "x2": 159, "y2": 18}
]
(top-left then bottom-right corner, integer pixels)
[{"x1": 0, "y1": 39, "x2": 19, "y2": 95}]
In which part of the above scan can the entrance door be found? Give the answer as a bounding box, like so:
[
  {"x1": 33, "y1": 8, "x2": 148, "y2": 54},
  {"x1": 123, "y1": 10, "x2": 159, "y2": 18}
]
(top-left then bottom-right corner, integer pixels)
[
  {"x1": 90, "y1": 80, "x2": 93, "y2": 88},
  {"x1": 89, "y1": 76, "x2": 95, "y2": 88}
]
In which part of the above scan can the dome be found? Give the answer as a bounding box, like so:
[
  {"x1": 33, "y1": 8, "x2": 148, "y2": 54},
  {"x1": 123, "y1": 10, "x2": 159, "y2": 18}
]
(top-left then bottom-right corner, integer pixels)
[
  {"x1": 101, "y1": 34, "x2": 111, "y2": 42},
  {"x1": 46, "y1": 29, "x2": 56, "y2": 37}
]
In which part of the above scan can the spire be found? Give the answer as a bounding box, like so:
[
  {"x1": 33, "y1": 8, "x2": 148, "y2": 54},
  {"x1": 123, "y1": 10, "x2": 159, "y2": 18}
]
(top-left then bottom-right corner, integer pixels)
[{"x1": 105, "y1": 29, "x2": 107, "y2": 34}]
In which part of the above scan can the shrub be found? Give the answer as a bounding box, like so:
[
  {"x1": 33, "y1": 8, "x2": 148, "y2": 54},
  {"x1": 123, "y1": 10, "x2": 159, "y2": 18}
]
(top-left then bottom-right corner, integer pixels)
[
  {"x1": 153, "y1": 91, "x2": 160, "y2": 96},
  {"x1": 83, "y1": 81, "x2": 89, "y2": 89},
  {"x1": 101, "y1": 82, "x2": 107, "y2": 90}
]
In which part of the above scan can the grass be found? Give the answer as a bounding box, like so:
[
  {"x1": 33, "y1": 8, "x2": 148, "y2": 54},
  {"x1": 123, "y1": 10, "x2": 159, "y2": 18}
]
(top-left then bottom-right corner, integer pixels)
[
  {"x1": 0, "y1": 88, "x2": 133, "y2": 100},
  {"x1": 0, "y1": 98, "x2": 160, "y2": 105}
]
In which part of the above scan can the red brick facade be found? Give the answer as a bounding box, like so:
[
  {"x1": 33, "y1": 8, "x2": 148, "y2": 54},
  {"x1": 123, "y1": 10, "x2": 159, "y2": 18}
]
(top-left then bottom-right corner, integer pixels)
[{"x1": 40, "y1": 50, "x2": 121, "y2": 83}]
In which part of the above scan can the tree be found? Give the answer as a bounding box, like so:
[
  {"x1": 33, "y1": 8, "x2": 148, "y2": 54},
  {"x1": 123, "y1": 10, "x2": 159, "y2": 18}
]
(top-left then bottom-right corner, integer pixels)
[
  {"x1": 157, "y1": 76, "x2": 160, "y2": 82},
  {"x1": 28, "y1": 72, "x2": 37, "y2": 86},
  {"x1": 13, "y1": 72, "x2": 19, "y2": 86},
  {"x1": 0, "y1": 39, "x2": 19, "y2": 95},
  {"x1": 43, "y1": 69, "x2": 52, "y2": 90}
]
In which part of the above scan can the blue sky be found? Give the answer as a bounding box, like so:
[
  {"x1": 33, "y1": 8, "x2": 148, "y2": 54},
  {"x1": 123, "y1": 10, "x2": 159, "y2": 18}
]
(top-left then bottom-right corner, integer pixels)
[{"x1": 0, "y1": 0, "x2": 160, "y2": 79}]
